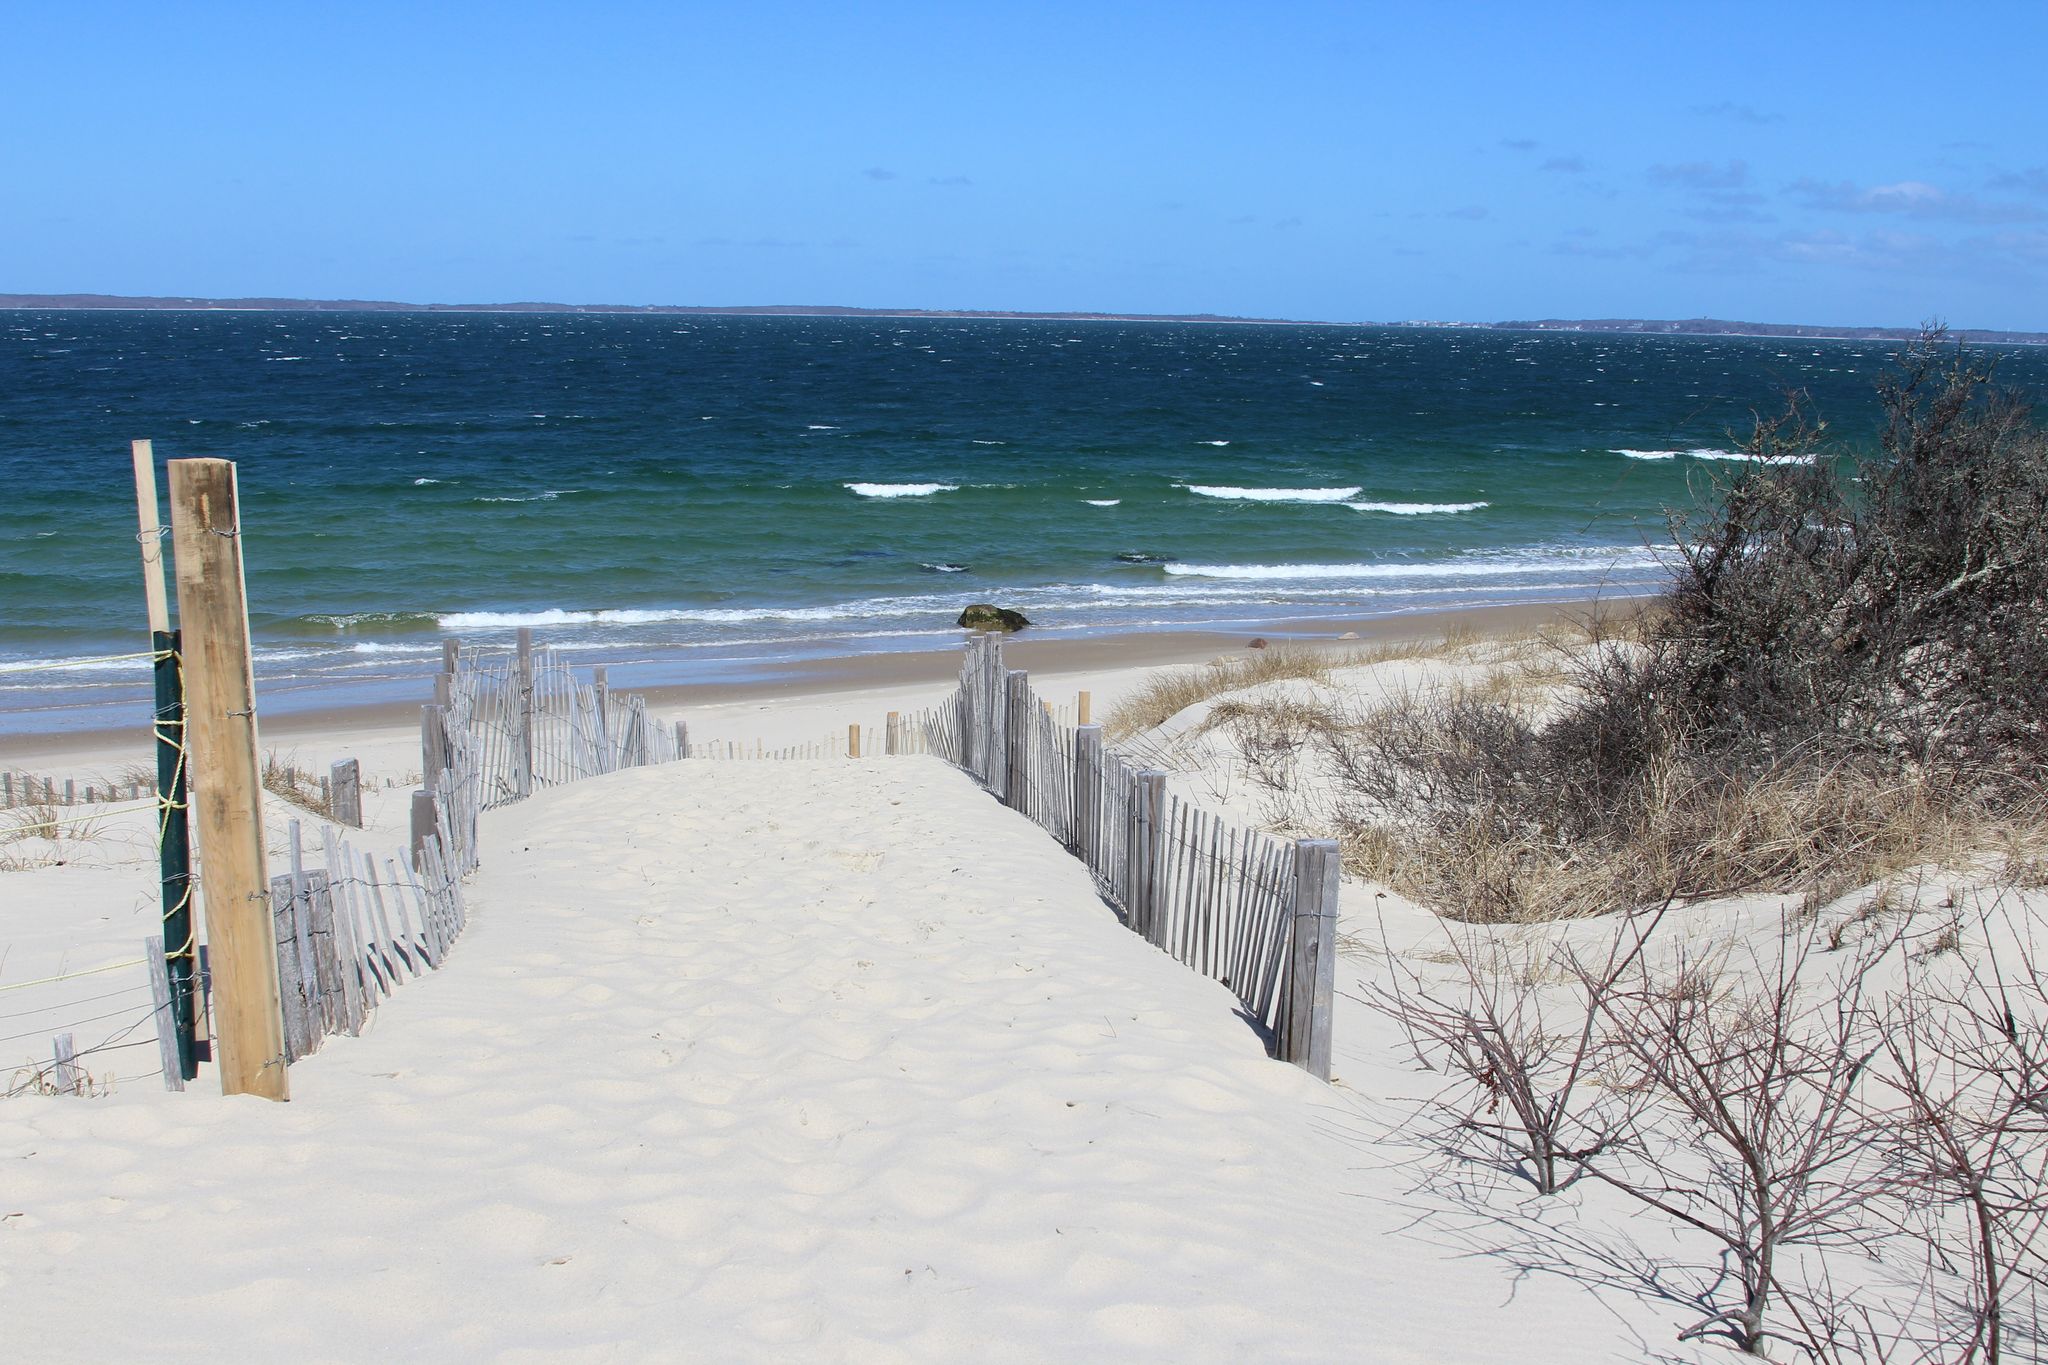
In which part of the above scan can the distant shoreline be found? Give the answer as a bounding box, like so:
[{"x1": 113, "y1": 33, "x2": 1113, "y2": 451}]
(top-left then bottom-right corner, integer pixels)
[{"x1": 4, "y1": 294, "x2": 2041, "y2": 343}]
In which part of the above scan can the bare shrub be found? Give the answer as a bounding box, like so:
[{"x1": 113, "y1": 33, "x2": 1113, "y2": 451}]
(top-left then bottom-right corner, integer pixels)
[
  {"x1": 1273, "y1": 334, "x2": 2046, "y2": 923},
  {"x1": 1367, "y1": 902, "x2": 1669, "y2": 1193},
  {"x1": 1590, "y1": 923, "x2": 1896, "y2": 1357},
  {"x1": 1877, "y1": 897, "x2": 2048, "y2": 1363}
]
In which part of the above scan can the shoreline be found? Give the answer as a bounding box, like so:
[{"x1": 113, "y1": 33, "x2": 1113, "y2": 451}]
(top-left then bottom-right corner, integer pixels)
[{"x1": 0, "y1": 597, "x2": 1613, "y2": 768}]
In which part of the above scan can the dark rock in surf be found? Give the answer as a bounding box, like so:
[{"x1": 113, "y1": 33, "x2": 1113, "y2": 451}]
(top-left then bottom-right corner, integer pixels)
[{"x1": 958, "y1": 603, "x2": 1030, "y2": 632}]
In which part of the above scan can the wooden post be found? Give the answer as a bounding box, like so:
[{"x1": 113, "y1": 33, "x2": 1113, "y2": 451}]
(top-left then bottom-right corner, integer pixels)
[
  {"x1": 848, "y1": 722, "x2": 861, "y2": 759},
  {"x1": 514, "y1": 627, "x2": 535, "y2": 799},
  {"x1": 442, "y1": 637, "x2": 461, "y2": 675},
  {"x1": 1285, "y1": 839, "x2": 1340, "y2": 1081},
  {"x1": 675, "y1": 720, "x2": 689, "y2": 758},
  {"x1": 1004, "y1": 671, "x2": 1031, "y2": 812},
  {"x1": 593, "y1": 665, "x2": 611, "y2": 769},
  {"x1": 410, "y1": 789, "x2": 437, "y2": 870},
  {"x1": 885, "y1": 711, "x2": 900, "y2": 756},
  {"x1": 1074, "y1": 725, "x2": 1102, "y2": 863},
  {"x1": 168, "y1": 458, "x2": 287, "y2": 1101},
  {"x1": 1139, "y1": 771, "x2": 1169, "y2": 946},
  {"x1": 329, "y1": 758, "x2": 361, "y2": 828},
  {"x1": 421, "y1": 705, "x2": 446, "y2": 789},
  {"x1": 1078, "y1": 690, "x2": 1092, "y2": 726}
]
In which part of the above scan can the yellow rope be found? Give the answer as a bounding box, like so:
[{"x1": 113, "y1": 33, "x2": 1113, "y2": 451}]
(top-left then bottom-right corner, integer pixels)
[
  {"x1": 0, "y1": 649, "x2": 173, "y2": 676},
  {"x1": 0, "y1": 960, "x2": 148, "y2": 993}
]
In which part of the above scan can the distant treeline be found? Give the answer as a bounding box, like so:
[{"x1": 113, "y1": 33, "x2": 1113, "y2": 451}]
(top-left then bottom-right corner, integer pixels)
[
  {"x1": 5, "y1": 295, "x2": 2039, "y2": 343},
  {"x1": 1490, "y1": 316, "x2": 2048, "y2": 346},
  {"x1": 0, "y1": 293, "x2": 1315, "y2": 326}
]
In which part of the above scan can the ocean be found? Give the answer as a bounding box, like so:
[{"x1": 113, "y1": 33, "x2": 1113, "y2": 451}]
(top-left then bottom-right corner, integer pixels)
[{"x1": 6, "y1": 311, "x2": 2043, "y2": 733}]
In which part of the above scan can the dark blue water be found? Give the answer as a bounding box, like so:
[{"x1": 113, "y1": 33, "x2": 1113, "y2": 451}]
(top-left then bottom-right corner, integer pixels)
[{"x1": 6, "y1": 311, "x2": 2041, "y2": 731}]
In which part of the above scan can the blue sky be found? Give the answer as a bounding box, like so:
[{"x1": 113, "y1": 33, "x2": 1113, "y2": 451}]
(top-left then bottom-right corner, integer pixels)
[{"x1": 7, "y1": 2, "x2": 2047, "y2": 328}]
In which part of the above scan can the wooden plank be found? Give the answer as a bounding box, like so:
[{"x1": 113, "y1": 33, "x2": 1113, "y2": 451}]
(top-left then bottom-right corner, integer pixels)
[
  {"x1": 514, "y1": 627, "x2": 535, "y2": 799},
  {"x1": 167, "y1": 457, "x2": 288, "y2": 1101},
  {"x1": 329, "y1": 758, "x2": 361, "y2": 828},
  {"x1": 363, "y1": 851, "x2": 416, "y2": 978},
  {"x1": 1073, "y1": 725, "x2": 1098, "y2": 862},
  {"x1": 287, "y1": 822, "x2": 328, "y2": 1040},
  {"x1": 305, "y1": 870, "x2": 346, "y2": 1036},
  {"x1": 410, "y1": 789, "x2": 437, "y2": 871},
  {"x1": 269, "y1": 874, "x2": 314, "y2": 1063},
  {"x1": 1285, "y1": 839, "x2": 1340, "y2": 1080},
  {"x1": 1141, "y1": 772, "x2": 1169, "y2": 947},
  {"x1": 394, "y1": 854, "x2": 443, "y2": 967},
  {"x1": 131, "y1": 439, "x2": 171, "y2": 634},
  {"x1": 53, "y1": 1034, "x2": 80, "y2": 1095},
  {"x1": 320, "y1": 826, "x2": 368, "y2": 1031},
  {"x1": 142, "y1": 935, "x2": 185, "y2": 1092}
]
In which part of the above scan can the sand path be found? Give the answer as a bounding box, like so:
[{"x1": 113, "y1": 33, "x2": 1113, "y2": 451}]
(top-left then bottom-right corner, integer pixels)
[{"x1": 2, "y1": 761, "x2": 1620, "y2": 1362}]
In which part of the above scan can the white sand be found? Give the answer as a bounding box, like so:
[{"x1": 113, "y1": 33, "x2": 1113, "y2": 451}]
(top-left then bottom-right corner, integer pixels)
[{"x1": 0, "y1": 758, "x2": 1693, "y2": 1362}]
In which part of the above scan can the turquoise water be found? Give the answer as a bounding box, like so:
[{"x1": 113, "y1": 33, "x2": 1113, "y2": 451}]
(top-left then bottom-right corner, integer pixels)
[{"x1": 6, "y1": 312, "x2": 2043, "y2": 732}]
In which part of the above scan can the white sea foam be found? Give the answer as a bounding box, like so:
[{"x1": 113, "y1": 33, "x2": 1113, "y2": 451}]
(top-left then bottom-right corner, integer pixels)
[
  {"x1": 1612, "y1": 446, "x2": 1814, "y2": 466},
  {"x1": 1085, "y1": 499, "x2": 1122, "y2": 507},
  {"x1": 437, "y1": 604, "x2": 871, "y2": 631},
  {"x1": 971, "y1": 439, "x2": 1005, "y2": 445},
  {"x1": 1162, "y1": 548, "x2": 1665, "y2": 581},
  {"x1": 1688, "y1": 448, "x2": 1816, "y2": 465},
  {"x1": 920, "y1": 563, "x2": 970, "y2": 574},
  {"x1": 844, "y1": 482, "x2": 959, "y2": 498},
  {"x1": 1344, "y1": 500, "x2": 1489, "y2": 515},
  {"x1": 1198, "y1": 440, "x2": 1232, "y2": 446},
  {"x1": 1181, "y1": 485, "x2": 1362, "y2": 503},
  {"x1": 807, "y1": 424, "x2": 840, "y2": 430},
  {"x1": 413, "y1": 477, "x2": 443, "y2": 485}
]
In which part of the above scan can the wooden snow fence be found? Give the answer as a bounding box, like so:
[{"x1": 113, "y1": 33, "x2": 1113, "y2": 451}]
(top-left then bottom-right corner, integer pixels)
[
  {"x1": 430, "y1": 629, "x2": 683, "y2": 815},
  {"x1": 263, "y1": 818, "x2": 466, "y2": 1064},
  {"x1": 914, "y1": 634, "x2": 1338, "y2": 1079},
  {"x1": 260, "y1": 631, "x2": 691, "y2": 1070}
]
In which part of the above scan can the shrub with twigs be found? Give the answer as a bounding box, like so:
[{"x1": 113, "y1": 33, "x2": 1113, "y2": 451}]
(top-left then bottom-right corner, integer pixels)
[{"x1": 1295, "y1": 332, "x2": 2047, "y2": 923}]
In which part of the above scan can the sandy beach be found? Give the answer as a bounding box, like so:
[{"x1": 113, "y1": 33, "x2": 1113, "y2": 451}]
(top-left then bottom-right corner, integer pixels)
[
  {"x1": 0, "y1": 598, "x2": 1713, "y2": 1361},
  {"x1": 5, "y1": 594, "x2": 2032, "y2": 1361}
]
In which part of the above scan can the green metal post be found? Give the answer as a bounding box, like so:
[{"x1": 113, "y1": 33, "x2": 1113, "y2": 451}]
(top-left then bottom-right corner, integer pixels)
[{"x1": 154, "y1": 628, "x2": 198, "y2": 1079}]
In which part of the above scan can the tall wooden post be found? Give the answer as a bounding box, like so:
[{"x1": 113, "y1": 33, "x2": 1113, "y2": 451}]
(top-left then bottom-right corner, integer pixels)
[
  {"x1": 134, "y1": 440, "x2": 200, "y2": 1080},
  {"x1": 847, "y1": 722, "x2": 861, "y2": 759},
  {"x1": 1285, "y1": 839, "x2": 1340, "y2": 1081},
  {"x1": 167, "y1": 458, "x2": 288, "y2": 1101},
  {"x1": 592, "y1": 665, "x2": 611, "y2": 770},
  {"x1": 1078, "y1": 690, "x2": 1092, "y2": 726}
]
